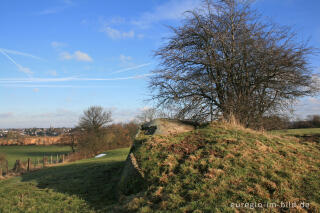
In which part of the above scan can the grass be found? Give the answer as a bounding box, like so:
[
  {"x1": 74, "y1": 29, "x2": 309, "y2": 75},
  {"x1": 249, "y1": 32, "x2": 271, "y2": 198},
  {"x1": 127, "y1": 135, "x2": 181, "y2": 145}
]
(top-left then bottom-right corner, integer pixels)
[
  {"x1": 0, "y1": 125, "x2": 319, "y2": 212},
  {"x1": 0, "y1": 147, "x2": 130, "y2": 213},
  {"x1": 271, "y1": 128, "x2": 320, "y2": 136},
  {"x1": 271, "y1": 128, "x2": 320, "y2": 144},
  {"x1": 0, "y1": 145, "x2": 71, "y2": 168},
  {"x1": 120, "y1": 123, "x2": 320, "y2": 212}
]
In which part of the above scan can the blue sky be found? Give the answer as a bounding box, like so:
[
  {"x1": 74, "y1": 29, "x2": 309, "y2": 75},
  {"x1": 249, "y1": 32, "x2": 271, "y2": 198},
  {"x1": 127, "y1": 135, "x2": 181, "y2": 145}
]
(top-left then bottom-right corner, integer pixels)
[{"x1": 0, "y1": 0, "x2": 319, "y2": 128}]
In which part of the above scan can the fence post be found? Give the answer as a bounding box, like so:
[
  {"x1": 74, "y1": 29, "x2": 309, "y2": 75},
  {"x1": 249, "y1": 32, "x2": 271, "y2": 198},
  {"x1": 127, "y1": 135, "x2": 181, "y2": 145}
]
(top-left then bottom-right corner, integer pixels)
[
  {"x1": 62, "y1": 154, "x2": 64, "y2": 163},
  {"x1": 0, "y1": 162, "x2": 2, "y2": 178},
  {"x1": 56, "y1": 154, "x2": 59, "y2": 163},
  {"x1": 51, "y1": 155, "x2": 53, "y2": 164},
  {"x1": 27, "y1": 158, "x2": 30, "y2": 172},
  {"x1": 43, "y1": 155, "x2": 45, "y2": 168},
  {"x1": 5, "y1": 160, "x2": 8, "y2": 176}
]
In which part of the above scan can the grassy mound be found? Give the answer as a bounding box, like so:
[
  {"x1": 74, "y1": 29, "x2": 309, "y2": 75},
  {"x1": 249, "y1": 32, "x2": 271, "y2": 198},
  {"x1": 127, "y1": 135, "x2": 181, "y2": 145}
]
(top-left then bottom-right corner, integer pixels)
[{"x1": 121, "y1": 122, "x2": 320, "y2": 212}]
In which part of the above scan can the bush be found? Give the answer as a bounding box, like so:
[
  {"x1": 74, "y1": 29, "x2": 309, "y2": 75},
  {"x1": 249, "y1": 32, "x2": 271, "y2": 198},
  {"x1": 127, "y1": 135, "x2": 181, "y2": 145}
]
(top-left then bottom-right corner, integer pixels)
[{"x1": 76, "y1": 122, "x2": 139, "y2": 158}]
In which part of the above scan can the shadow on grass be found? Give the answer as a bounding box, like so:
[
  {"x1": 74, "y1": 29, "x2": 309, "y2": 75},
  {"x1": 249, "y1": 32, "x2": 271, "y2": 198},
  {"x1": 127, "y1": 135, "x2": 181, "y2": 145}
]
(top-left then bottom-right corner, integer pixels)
[
  {"x1": 20, "y1": 159, "x2": 125, "y2": 211},
  {"x1": 295, "y1": 134, "x2": 320, "y2": 144}
]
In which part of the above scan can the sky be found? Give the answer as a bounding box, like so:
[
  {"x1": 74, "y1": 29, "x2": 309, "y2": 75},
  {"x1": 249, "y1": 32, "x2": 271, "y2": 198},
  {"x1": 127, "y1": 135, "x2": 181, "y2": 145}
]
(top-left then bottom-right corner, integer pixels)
[{"x1": 0, "y1": 0, "x2": 319, "y2": 128}]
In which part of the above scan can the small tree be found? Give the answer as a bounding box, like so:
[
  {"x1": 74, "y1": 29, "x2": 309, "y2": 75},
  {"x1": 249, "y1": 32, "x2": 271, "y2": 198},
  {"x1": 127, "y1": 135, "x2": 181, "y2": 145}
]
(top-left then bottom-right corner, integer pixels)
[
  {"x1": 77, "y1": 106, "x2": 112, "y2": 156},
  {"x1": 78, "y1": 106, "x2": 112, "y2": 131},
  {"x1": 77, "y1": 129, "x2": 111, "y2": 156}
]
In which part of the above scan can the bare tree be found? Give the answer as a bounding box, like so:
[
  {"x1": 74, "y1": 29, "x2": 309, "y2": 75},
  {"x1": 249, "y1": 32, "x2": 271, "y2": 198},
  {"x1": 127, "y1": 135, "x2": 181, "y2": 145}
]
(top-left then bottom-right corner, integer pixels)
[
  {"x1": 76, "y1": 106, "x2": 113, "y2": 156},
  {"x1": 149, "y1": 0, "x2": 318, "y2": 127},
  {"x1": 78, "y1": 106, "x2": 112, "y2": 131},
  {"x1": 136, "y1": 108, "x2": 157, "y2": 123},
  {"x1": 135, "y1": 107, "x2": 180, "y2": 123}
]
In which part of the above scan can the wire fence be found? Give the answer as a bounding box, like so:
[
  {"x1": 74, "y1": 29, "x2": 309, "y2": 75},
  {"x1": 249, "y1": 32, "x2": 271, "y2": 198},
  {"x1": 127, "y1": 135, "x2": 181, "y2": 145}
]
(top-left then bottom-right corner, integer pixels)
[{"x1": 0, "y1": 153, "x2": 72, "y2": 178}]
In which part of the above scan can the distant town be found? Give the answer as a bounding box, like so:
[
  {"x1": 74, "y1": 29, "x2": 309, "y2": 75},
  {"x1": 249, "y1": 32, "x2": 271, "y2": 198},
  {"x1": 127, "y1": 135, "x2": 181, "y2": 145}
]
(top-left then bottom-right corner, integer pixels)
[{"x1": 0, "y1": 128, "x2": 72, "y2": 138}]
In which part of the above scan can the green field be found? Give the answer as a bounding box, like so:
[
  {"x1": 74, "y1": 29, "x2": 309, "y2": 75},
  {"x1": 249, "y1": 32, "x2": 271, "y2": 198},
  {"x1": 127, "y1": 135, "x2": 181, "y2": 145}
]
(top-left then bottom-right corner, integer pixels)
[
  {"x1": 0, "y1": 145, "x2": 72, "y2": 169},
  {"x1": 271, "y1": 128, "x2": 320, "y2": 136},
  {"x1": 0, "y1": 147, "x2": 130, "y2": 213}
]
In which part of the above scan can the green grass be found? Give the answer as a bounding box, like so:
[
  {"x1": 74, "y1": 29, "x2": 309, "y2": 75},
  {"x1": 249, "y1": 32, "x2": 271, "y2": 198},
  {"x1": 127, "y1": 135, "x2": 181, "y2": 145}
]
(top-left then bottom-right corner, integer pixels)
[
  {"x1": 0, "y1": 147, "x2": 130, "y2": 213},
  {"x1": 271, "y1": 128, "x2": 320, "y2": 136},
  {"x1": 0, "y1": 145, "x2": 71, "y2": 168},
  {"x1": 1, "y1": 126, "x2": 319, "y2": 212}
]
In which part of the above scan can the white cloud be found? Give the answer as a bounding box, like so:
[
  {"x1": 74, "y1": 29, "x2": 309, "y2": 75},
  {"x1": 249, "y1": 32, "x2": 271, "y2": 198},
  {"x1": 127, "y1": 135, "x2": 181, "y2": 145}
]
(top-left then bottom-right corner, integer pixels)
[
  {"x1": 37, "y1": 0, "x2": 73, "y2": 15},
  {"x1": 0, "y1": 107, "x2": 143, "y2": 128},
  {"x1": 119, "y1": 54, "x2": 132, "y2": 64},
  {"x1": 111, "y1": 107, "x2": 141, "y2": 123},
  {"x1": 294, "y1": 97, "x2": 320, "y2": 118},
  {"x1": 133, "y1": 0, "x2": 200, "y2": 27},
  {"x1": 104, "y1": 27, "x2": 121, "y2": 39},
  {"x1": 0, "y1": 112, "x2": 14, "y2": 119},
  {"x1": 0, "y1": 109, "x2": 80, "y2": 128},
  {"x1": 103, "y1": 26, "x2": 135, "y2": 39},
  {"x1": 74, "y1": 51, "x2": 93, "y2": 62},
  {"x1": 60, "y1": 51, "x2": 93, "y2": 62},
  {"x1": 122, "y1": 30, "x2": 135, "y2": 38}
]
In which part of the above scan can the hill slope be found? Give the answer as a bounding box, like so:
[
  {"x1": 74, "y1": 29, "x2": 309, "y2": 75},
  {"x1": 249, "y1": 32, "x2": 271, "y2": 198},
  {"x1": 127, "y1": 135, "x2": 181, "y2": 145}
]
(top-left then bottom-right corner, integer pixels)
[
  {"x1": 119, "y1": 122, "x2": 320, "y2": 212},
  {"x1": 0, "y1": 148, "x2": 130, "y2": 213}
]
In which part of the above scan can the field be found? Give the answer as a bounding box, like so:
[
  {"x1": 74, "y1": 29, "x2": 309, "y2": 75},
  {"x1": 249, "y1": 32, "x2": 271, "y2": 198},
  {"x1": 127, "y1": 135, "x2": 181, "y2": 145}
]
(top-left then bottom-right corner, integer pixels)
[
  {"x1": 271, "y1": 128, "x2": 320, "y2": 144},
  {"x1": 0, "y1": 147, "x2": 130, "y2": 213},
  {"x1": 0, "y1": 145, "x2": 71, "y2": 169},
  {"x1": 271, "y1": 128, "x2": 320, "y2": 136}
]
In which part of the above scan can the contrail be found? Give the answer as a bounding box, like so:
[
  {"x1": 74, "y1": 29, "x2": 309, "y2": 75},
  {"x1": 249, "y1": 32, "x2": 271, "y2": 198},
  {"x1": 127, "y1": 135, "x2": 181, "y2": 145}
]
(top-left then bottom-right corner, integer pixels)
[
  {"x1": 0, "y1": 84, "x2": 121, "y2": 88},
  {"x1": 0, "y1": 73, "x2": 155, "y2": 83},
  {"x1": 0, "y1": 49, "x2": 33, "y2": 75},
  {"x1": 110, "y1": 63, "x2": 152, "y2": 74},
  {"x1": 0, "y1": 48, "x2": 43, "y2": 60}
]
